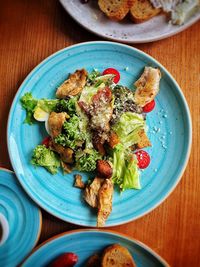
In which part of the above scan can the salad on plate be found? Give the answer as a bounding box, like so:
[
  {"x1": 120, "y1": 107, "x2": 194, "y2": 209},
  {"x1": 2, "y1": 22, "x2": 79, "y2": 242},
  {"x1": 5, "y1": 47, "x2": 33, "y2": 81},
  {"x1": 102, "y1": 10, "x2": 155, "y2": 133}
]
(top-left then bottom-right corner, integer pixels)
[{"x1": 21, "y1": 66, "x2": 161, "y2": 227}]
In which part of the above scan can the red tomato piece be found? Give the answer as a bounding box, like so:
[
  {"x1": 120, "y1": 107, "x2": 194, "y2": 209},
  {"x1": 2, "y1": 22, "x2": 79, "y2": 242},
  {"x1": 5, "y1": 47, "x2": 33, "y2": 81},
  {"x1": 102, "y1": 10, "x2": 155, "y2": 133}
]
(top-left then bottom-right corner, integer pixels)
[
  {"x1": 50, "y1": 252, "x2": 78, "y2": 267},
  {"x1": 102, "y1": 68, "x2": 120, "y2": 83},
  {"x1": 135, "y1": 150, "x2": 150, "y2": 169},
  {"x1": 143, "y1": 100, "x2": 155, "y2": 113},
  {"x1": 42, "y1": 136, "x2": 51, "y2": 148}
]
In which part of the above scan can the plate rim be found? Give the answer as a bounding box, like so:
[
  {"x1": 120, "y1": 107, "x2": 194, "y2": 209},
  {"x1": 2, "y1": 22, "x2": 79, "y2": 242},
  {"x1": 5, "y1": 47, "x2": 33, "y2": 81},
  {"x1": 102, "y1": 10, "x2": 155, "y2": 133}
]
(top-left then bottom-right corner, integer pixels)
[
  {"x1": 0, "y1": 167, "x2": 42, "y2": 265},
  {"x1": 59, "y1": 0, "x2": 200, "y2": 43},
  {"x1": 7, "y1": 41, "x2": 192, "y2": 227},
  {"x1": 22, "y1": 228, "x2": 170, "y2": 267}
]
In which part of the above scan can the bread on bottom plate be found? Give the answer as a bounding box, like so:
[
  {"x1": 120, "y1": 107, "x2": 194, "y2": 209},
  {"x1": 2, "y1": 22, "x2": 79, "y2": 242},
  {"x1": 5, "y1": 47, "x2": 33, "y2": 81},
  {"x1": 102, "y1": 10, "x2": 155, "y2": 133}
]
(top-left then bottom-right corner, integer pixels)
[
  {"x1": 101, "y1": 244, "x2": 136, "y2": 267},
  {"x1": 98, "y1": 0, "x2": 134, "y2": 21},
  {"x1": 130, "y1": 0, "x2": 161, "y2": 23}
]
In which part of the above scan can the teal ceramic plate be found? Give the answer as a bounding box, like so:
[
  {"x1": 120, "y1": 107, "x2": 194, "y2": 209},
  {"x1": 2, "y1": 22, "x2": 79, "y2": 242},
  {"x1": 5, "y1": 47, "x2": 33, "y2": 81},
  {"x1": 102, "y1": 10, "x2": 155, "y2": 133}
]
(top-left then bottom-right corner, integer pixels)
[
  {"x1": 0, "y1": 168, "x2": 42, "y2": 267},
  {"x1": 7, "y1": 41, "x2": 192, "y2": 226},
  {"x1": 22, "y1": 229, "x2": 169, "y2": 267}
]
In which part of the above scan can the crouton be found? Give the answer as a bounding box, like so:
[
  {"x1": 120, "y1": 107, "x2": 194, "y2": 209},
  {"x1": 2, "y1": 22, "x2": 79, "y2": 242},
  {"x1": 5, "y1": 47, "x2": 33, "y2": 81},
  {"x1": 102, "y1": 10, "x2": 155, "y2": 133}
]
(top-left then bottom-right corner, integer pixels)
[
  {"x1": 108, "y1": 131, "x2": 120, "y2": 148},
  {"x1": 96, "y1": 160, "x2": 113, "y2": 178}
]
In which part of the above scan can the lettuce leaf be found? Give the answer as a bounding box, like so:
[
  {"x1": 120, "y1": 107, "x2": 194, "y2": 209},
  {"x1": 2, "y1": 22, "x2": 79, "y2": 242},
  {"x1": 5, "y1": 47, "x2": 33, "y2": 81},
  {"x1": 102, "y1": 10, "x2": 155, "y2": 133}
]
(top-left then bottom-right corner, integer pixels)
[
  {"x1": 75, "y1": 148, "x2": 102, "y2": 172},
  {"x1": 31, "y1": 145, "x2": 60, "y2": 174},
  {"x1": 54, "y1": 115, "x2": 83, "y2": 150},
  {"x1": 112, "y1": 144, "x2": 141, "y2": 191},
  {"x1": 20, "y1": 93, "x2": 38, "y2": 124},
  {"x1": 112, "y1": 112, "x2": 145, "y2": 148},
  {"x1": 20, "y1": 93, "x2": 58, "y2": 124}
]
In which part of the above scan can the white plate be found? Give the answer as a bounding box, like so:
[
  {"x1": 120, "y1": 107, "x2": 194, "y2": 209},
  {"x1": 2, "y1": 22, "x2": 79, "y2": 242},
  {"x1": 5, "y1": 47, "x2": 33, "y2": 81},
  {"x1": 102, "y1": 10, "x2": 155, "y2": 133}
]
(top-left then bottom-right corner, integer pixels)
[{"x1": 60, "y1": 0, "x2": 200, "y2": 43}]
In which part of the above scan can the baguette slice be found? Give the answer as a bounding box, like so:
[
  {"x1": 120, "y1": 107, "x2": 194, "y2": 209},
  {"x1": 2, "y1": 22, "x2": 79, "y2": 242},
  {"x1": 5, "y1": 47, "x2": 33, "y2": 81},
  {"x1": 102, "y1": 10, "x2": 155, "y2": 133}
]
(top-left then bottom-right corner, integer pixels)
[
  {"x1": 130, "y1": 0, "x2": 161, "y2": 23},
  {"x1": 101, "y1": 244, "x2": 136, "y2": 267},
  {"x1": 98, "y1": 0, "x2": 134, "y2": 21}
]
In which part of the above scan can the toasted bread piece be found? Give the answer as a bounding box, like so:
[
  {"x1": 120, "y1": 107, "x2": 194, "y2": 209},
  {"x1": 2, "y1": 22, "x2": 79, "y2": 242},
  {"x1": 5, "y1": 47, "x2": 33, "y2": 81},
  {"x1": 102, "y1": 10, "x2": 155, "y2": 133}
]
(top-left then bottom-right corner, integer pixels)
[
  {"x1": 86, "y1": 254, "x2": 101, "y2": 267},
  {"x1": 98, "y1": 0, "x2": 134, "y2": 21},
  {"x1": 101, "y1": 244, "x2": 136, "y2": 267},
  {"x1": 96, "y1": 160, "x2": 113, "y2": 178},
  {"x1": 130, "y1": 0, "x2": 161, "y2": 23},
  {"x1": 108, "y1": 131, "x2": 120, "y2": 148},
  {"x1": 137, "y1": 129, "x2": 151, "y2": 148}
]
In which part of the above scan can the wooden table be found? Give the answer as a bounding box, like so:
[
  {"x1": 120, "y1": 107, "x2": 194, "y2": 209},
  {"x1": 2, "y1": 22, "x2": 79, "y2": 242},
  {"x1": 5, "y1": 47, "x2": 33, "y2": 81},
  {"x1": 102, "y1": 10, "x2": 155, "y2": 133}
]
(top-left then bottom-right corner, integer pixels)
[{"x1": 0, "y1": 1, "x2": 199, "y2": 266}]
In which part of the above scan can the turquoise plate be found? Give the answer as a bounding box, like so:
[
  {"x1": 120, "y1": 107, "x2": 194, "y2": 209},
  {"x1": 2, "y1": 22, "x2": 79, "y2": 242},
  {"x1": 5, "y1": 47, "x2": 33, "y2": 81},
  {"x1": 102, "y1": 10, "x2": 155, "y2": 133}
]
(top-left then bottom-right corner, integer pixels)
[
  {"x1": 22, "y1": 229, "x2": 169, "y2": 267},
  {"x1": 0, "y1": 168, "x2": 42, "y2": 267},
  {"x1": 7, "y1": 41, "x2": 192, "y2": 227}
]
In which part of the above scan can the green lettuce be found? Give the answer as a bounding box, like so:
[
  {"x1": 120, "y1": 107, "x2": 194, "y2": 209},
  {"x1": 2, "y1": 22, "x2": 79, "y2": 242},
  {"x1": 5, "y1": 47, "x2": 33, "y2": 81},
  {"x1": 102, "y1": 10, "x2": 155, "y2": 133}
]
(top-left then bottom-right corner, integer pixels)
[
  {"x1": 112, "y1": 112, "x2": 145, "y2": 148},
  {"x1": 37, "y1": 99, "x2": 58, "y2": 113},
  {"x1": 20, "y1": 93, "x2": 58, "y2": 124},
  {"x1": 112, "y1": 144, "x2": 141, "y2": 191},
  {"x1": 31, "y1": 145, "x2": 60, "y2": 174},
  {"x1": 20, "y1": 93, "x2": 38, "y2": 124},
  {"x1": 54, "y1": 115, "x2": 83, "y2": 150},
  {"x1": 55, "y1": 97, "x2": 77, "y2": 115},
  {"x1": 75, "y1": 148, "x2": 102, "y2": 172}
]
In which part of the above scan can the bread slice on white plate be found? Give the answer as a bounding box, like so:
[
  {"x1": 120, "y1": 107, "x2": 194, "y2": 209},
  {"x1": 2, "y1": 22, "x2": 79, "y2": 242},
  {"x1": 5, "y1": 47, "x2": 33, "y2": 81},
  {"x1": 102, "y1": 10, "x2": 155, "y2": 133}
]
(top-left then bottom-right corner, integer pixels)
[
  {"x1": 130, "y1": 0, "x2": 161, "y2": 23},
  {"x1": 98, "y1": 0, "x2": 134, "y2": 21}
]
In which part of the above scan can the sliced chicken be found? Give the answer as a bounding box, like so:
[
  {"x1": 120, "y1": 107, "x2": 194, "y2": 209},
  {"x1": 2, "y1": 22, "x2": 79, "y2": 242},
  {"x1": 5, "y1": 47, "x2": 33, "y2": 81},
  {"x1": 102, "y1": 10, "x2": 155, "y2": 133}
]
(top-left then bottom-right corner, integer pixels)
[
  {"x1": 48, "y1": 112, "x2": 67, "y2": 138},
  {"x1": 97, "y1": 179, "x2": 114, "y2": 227},
  {"x1": 50, "y1": 141, "x2": 74, "y2": 164},
  {"x1": 134, "y1": 67, "x2": 161, "y2": 107},
  {"x1": 61, "y1": 161, "x2": 72, "y2": 173},
  {"x1": 84, "y1": 177, "x2": 104, "y2": 208},
  {"x1": 74, "y1": 174, "x2": 85, "y2": 189},
  {"x1": 56, "y1": 69, "x2": 88, "y2": 98}
]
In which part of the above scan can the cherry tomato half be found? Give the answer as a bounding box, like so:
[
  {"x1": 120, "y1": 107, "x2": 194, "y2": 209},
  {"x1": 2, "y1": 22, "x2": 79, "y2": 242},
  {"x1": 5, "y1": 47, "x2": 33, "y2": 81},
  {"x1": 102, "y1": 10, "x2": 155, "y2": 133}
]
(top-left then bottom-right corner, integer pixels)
[
  {"x1": 143, "y1": 100, "x2": 155, "y2": 113},
  {"x1": 135, "y1": 150, "x2": 150, "y2": 169},
  {"x1": 102, "y1": 68, "x2": 120, "y2": 83},
  {"x1": 42, "y1": 136, "x2": 51, "y2": 148}
]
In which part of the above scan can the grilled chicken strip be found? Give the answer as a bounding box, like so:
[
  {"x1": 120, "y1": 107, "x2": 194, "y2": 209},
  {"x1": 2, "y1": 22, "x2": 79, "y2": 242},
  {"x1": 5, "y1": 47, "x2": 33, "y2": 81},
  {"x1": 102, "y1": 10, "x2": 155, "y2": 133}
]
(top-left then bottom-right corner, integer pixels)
[
  {"x1": 56, "y1": 69, "x2": 88, "y2": 98},
  {"x1": 97, "y1": 179, "x2": 114, "y2": 227},
  {"x1": 48, "y1": 112, "x2": 67, "y2": 138},
  {"x1": 134, "y1": 67, "x2": 161, "y2": 107},
  {"x1": 74, "y1": 174, "x2": 85, "y2": 189},
  {"x1": 50, "y1": 141, "x2": 74, "y2": 164},
  {"x1": 84, "y1": 177, "x2": 104, "y2": 208}
]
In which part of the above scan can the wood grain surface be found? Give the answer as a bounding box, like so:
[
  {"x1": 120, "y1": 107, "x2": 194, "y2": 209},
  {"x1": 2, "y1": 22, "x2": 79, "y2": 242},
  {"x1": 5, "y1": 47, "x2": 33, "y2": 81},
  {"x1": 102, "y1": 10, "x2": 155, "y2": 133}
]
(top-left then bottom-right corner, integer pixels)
[{"x1": 0, "y1": 1, "x2": 199, "y2": 266}]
